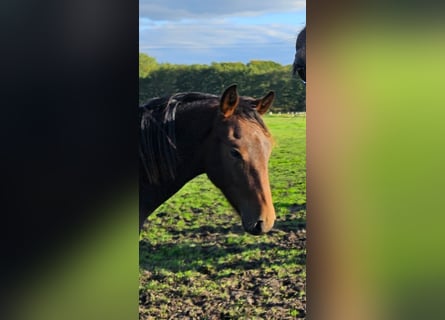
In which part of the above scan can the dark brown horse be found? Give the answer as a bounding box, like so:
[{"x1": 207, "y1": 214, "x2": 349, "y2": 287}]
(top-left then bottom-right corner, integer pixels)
[
  {"x1": 139, "y1": 85, "x2": 276, "y2": 235},
  {"x1": 293, "y1": 26, "x2": 306, "y2": 82}
]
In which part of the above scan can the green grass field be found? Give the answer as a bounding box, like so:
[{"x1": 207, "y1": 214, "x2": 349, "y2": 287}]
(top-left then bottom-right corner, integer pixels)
[{"x1": 139, "y1": 114, "x2": 306, "y2": 319}]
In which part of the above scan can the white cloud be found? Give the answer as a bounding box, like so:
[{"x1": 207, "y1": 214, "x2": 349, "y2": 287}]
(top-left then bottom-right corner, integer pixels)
[
  {"x1": 139, "y1": 0, "x2": 306, "y2": 65},
  {"x1": 140, "y1": 0, "x2": 305, "y2": 21}
]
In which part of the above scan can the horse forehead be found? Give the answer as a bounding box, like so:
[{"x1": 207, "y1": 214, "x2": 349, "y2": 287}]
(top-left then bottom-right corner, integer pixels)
[{"x1": 229, "y1": 119, "x2": 271, "y2": 146}]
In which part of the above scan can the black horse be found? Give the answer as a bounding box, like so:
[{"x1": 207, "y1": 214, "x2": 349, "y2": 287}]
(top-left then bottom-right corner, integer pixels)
[{"x1": 293, "y1": 26, "x2": 306, "y2": 82}]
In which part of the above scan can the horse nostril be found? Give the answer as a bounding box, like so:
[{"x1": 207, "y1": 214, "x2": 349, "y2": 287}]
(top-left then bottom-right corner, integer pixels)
[
  {"x1": 297, "y1": 67, "x2": 306, "y2": 82},
  {"x1": 243, "y1": 220, "x2": 271, "y2": 235},
  {"x1": 253, "y1": 220, "x2": 264, "y2": 235}
]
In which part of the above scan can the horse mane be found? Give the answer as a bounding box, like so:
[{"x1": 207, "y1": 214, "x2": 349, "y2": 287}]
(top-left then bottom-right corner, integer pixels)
[
  {"x1": 139, "y1": 92, "x2": 217, "y2": 185},
  {"x1": 139, "y1": 91, "x2": 270, "y2": 185}
]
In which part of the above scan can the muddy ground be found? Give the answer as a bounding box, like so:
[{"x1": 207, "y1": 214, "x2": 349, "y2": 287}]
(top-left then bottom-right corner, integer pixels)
[{"x1": 139, "y1": 207, "x2": 306, "y2": 319}]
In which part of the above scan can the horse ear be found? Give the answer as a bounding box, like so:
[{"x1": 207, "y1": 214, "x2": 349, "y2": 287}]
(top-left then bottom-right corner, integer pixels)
[
  {"x1": 256, "y1": 91, "x2": 275, "y2": 115},
  {"x1": 220, "y1": 84, "x2": 239, "y2": 118}
]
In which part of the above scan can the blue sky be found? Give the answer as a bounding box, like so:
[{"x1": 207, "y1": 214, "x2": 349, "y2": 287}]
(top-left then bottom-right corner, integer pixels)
[{"x1": 139, "y1": 0, "x2": 306, "y2": 66}]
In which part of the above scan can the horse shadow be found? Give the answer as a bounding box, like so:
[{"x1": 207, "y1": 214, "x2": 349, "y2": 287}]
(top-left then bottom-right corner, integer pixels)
[{"x1": 139, "y1": 206, "x2": 306, "y2": 274}]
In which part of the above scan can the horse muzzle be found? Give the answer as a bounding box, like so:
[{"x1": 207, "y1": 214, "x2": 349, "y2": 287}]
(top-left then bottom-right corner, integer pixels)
[{"x1": 242, "y1": 215, "x2": 275, "y2": 235}]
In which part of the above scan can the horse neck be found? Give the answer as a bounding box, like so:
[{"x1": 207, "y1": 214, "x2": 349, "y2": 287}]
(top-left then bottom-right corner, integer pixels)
[
  {"x1": 174, "y1": 103, "x2": 218, "y2": 179},
  {"x1": 141, "y1": 103, "x2": 218, "y2": 216}
]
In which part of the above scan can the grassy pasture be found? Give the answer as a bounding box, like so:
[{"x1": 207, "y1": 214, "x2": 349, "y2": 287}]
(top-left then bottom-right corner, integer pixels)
[{"x1": 139, "y1": 114, "x2": 306, "y2": 319}]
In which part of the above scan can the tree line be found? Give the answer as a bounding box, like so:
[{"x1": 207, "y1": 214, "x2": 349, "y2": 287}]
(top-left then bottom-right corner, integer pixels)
[{"x1": 139, "y1": 53, "x2": 306, "y2": 112}]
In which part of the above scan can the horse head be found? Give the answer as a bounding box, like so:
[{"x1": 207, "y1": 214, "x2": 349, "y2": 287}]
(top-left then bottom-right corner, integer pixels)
[
  {"x1": 205, "y1": 85, "x2": 276, "y2": 235},
  {"x1": 293, "y1": 26, "x2": 306, "y2": 82}
]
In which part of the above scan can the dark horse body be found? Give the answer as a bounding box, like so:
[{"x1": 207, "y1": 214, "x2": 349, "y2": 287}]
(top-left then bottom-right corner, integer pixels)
[
  {"x1": 139, "y1": 85, "x2": 276, "y2": 235},
  {"x1": 293, "y1": 26, "x2": 306, "y2": 82}
]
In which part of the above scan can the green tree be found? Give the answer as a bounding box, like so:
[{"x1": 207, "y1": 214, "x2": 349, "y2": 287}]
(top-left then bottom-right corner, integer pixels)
[
  {"x1": 139, "y1": 56, "x2": 306, "y2": 111},
  {"x1": 139, "y1": 53, "x2": 159, "y2": 78}
]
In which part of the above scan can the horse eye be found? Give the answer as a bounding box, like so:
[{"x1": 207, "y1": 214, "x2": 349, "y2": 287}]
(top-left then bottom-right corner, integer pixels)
[{"x1": 230, "y1": 148, "x2": 242, "y2": 160}]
